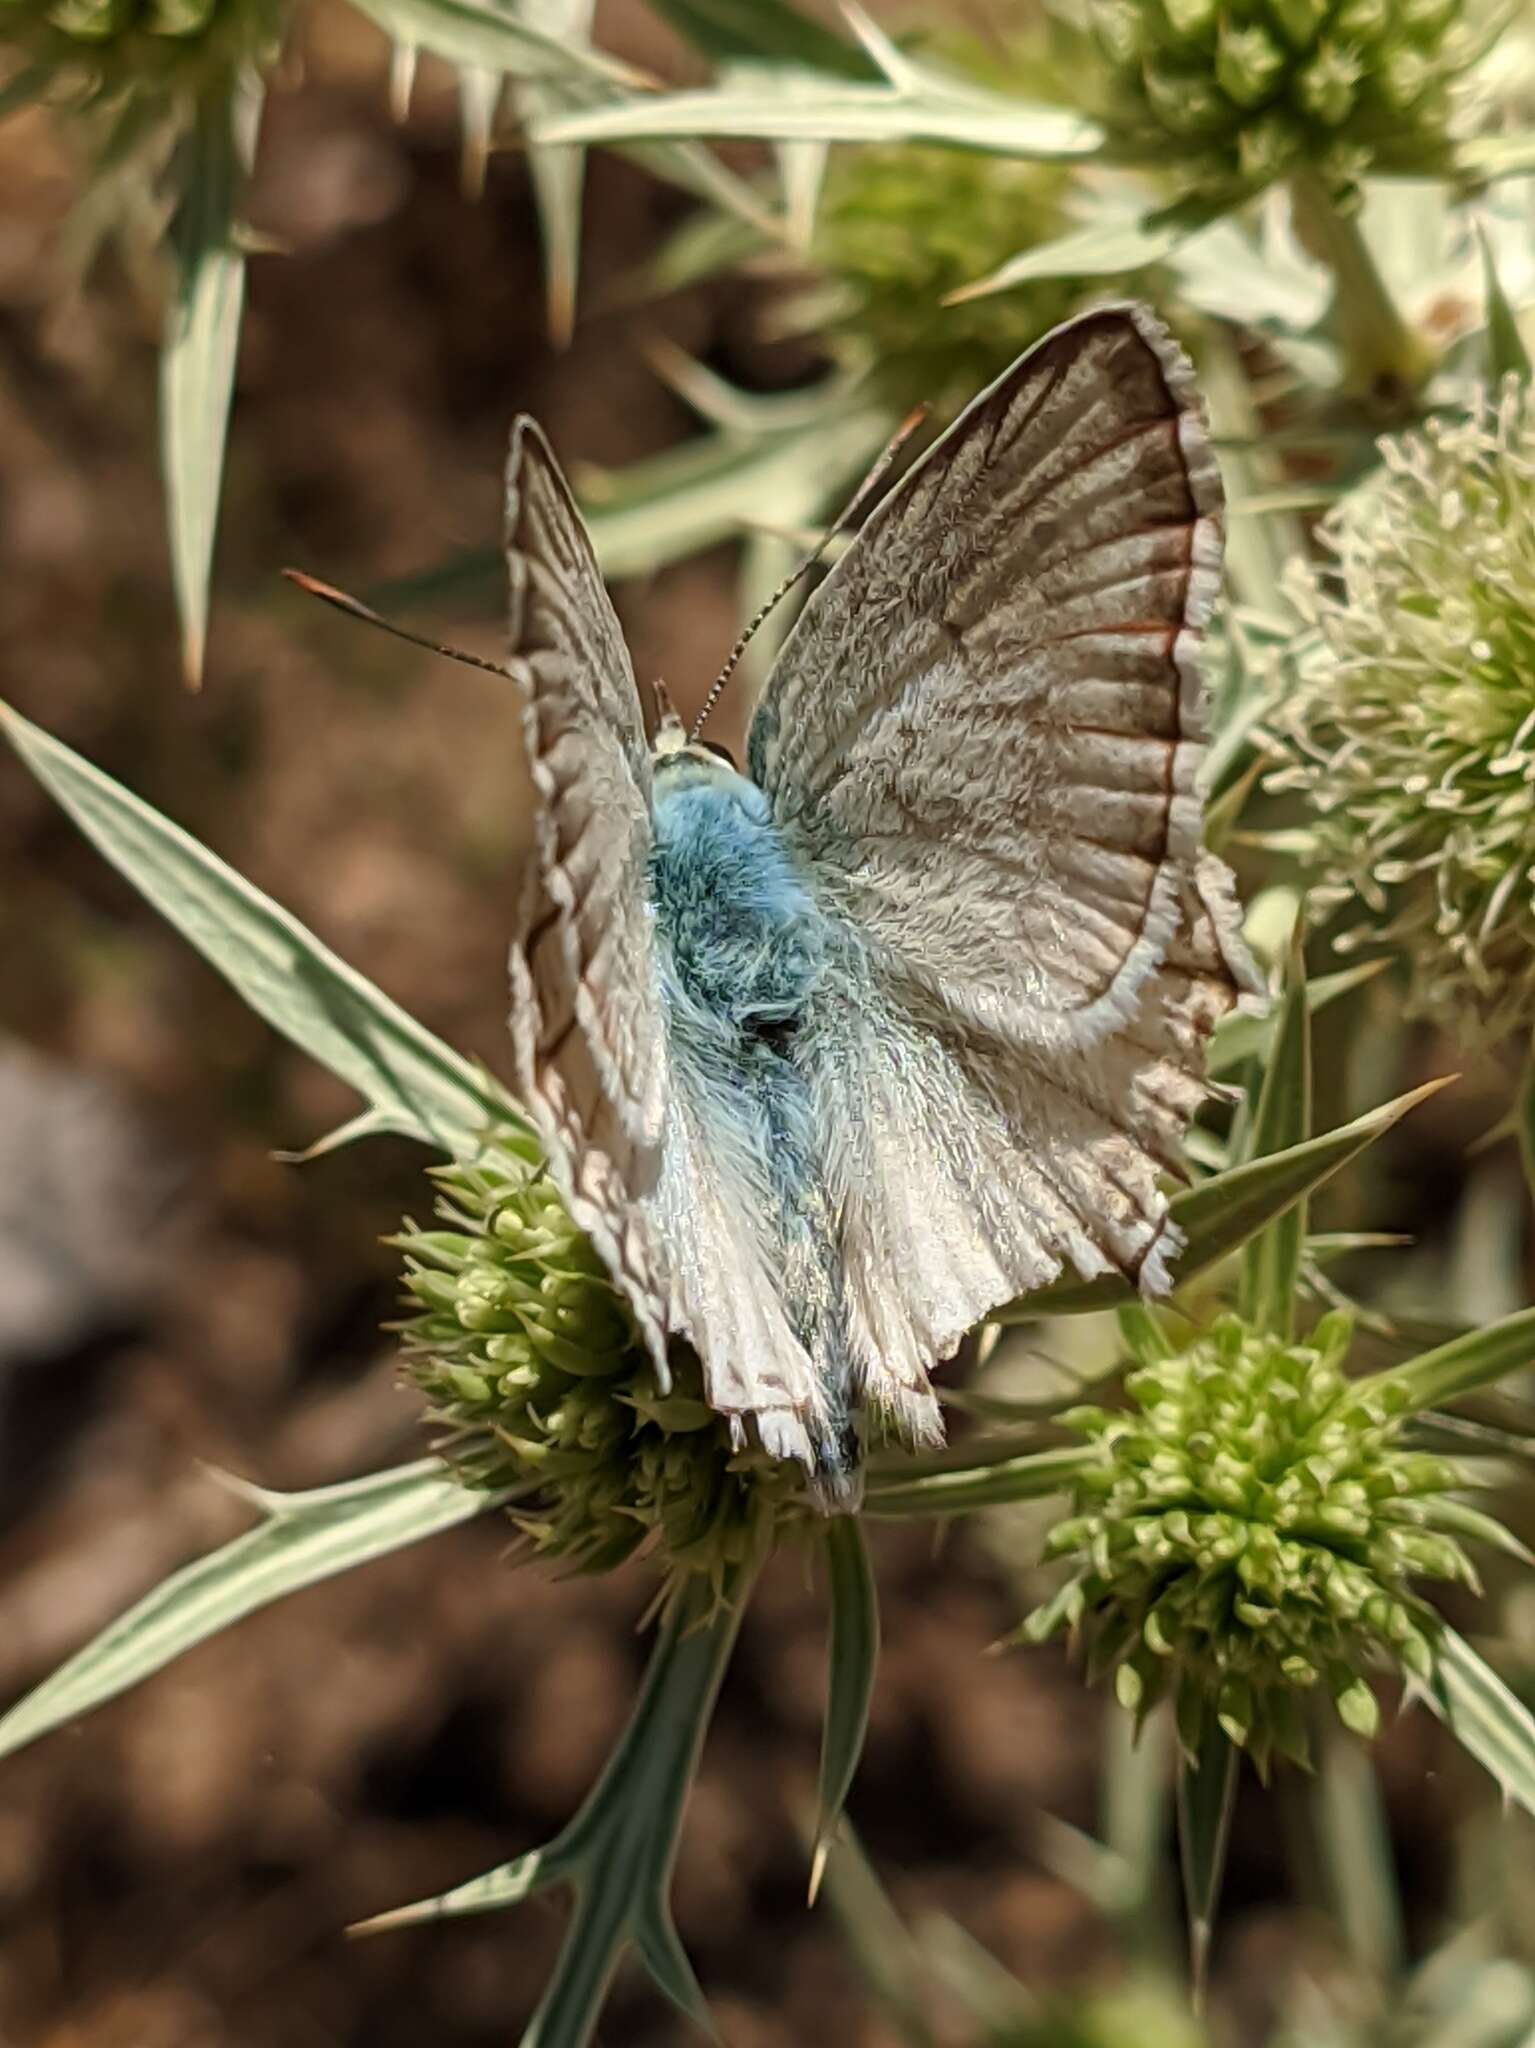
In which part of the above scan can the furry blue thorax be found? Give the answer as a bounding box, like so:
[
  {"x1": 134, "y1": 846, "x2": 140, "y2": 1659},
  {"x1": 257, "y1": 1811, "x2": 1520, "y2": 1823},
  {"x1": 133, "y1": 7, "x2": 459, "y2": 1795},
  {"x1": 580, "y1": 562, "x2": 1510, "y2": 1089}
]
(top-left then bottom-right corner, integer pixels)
[{"x1": 648, "y1": 753, "x2": 858, "y2": 1487}]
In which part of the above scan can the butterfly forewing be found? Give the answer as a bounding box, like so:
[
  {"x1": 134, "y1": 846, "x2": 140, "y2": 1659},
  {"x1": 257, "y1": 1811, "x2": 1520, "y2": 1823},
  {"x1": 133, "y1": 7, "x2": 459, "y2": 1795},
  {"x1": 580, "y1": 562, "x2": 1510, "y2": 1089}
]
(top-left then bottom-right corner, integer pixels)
[
  {"x1": 504, "y1": 420, "x2": 832, "y2": 1465},
  {"x1": 746, "y1": 305, "x2": 1259, "y2": 1406}
]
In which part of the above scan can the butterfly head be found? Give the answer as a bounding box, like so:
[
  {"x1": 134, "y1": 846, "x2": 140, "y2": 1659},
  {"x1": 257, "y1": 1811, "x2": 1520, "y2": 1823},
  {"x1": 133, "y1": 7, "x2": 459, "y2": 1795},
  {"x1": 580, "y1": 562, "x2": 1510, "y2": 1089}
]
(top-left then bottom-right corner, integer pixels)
[{"x1": 652, "y1": 708, "x2": 744, "y2": 787}]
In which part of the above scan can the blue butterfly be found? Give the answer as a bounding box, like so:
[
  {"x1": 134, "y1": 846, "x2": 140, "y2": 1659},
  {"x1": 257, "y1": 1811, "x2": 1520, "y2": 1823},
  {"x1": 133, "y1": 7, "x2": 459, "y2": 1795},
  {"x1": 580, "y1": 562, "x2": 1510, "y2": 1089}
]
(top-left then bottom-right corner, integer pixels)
[{"x1": 505, "y1": 305, "x2": 1258, "y2": 1502}]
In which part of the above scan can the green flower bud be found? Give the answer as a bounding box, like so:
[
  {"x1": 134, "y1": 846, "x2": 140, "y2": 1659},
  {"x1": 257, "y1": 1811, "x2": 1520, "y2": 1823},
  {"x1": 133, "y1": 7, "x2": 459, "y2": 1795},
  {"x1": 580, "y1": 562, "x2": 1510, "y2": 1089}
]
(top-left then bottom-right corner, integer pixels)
[
  {"x1": 1028, "y1": 1313, "x2": 1502, "y2": 1770},
  {"x1": 1086, "y1": 0, "x2": 1495, "y2": 202},
  {"x1": 1268, "y1": 381, "x2": 1535, "y2": 1046},
  {"x1": 396, "y1": 1135, "x2": 808, "y2": 1597},
  {"x1": 810, "y1": 31, "x2": 1149, "y2": 420},
  {"x1": 1297, "y1": 42, "x2": 1362, "y2": 123},
  {"x1": 2, "y1": 0, "x2": 283, "y2": 111},
  {"x1": 1216, "y1": 20, "x2": 1286, "y2": 104}
]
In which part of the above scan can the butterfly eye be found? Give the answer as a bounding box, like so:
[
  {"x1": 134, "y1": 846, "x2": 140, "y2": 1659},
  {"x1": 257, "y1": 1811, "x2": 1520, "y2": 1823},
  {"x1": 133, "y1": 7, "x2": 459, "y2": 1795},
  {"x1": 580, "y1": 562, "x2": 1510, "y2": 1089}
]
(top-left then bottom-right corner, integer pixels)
[{"x1": 699, "y1": 740, "x2": 737, "y2": 767}]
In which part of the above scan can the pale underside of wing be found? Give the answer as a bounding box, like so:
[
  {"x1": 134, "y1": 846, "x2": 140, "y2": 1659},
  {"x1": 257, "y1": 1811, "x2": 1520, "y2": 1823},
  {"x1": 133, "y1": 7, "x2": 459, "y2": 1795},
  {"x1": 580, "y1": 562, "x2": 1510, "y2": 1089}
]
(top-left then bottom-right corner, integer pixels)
[
  {"x1": 747, "y1": 304, "x2": 1261, "y2": 1387},
  {"x1": 503, "y1": 421, "x2": 832, "y2": 1467}
]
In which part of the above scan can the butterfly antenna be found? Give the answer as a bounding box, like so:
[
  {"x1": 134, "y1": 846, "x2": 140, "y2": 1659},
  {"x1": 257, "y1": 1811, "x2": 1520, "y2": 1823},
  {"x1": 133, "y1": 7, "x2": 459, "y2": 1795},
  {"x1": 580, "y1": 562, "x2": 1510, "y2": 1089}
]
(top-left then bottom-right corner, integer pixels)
[
  {"x1": 282, "y1": 569, "x2": 511, "y2": 679},
  {"x1": 689, "y1": 402, "x2": 930, "y2": 743}
]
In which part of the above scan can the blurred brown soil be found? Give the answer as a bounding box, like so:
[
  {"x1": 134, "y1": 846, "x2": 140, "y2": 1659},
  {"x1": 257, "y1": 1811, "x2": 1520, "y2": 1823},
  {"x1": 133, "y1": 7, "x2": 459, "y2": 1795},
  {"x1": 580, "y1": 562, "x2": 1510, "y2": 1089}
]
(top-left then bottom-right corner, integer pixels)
[{"x1": 0, "y1": 7, "x2": 1486, "y2": 2044}]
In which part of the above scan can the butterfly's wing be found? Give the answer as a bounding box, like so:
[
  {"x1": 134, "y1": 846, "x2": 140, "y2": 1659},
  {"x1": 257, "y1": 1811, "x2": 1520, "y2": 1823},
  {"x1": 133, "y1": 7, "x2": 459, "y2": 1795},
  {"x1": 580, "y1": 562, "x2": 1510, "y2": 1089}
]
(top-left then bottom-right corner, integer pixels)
[
  {"x1": 504, "y1": 421, "x2": 831, "y2": 1463},
  {"x1": 503, "y1": 418, "x2": 667, "y2": 1366},
  {"x1": 748, "y1": 305, "x2": 1259, "y2": 1426}
]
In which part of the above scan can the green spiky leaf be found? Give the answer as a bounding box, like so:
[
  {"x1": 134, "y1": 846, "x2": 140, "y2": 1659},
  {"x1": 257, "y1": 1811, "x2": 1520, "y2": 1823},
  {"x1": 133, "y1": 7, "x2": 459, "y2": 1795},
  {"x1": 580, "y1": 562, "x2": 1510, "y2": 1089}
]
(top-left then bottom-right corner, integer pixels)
[
  {"x1": 1238, "y1": 931, "x2": 1311, "y2": 1338},
  {"x1": 812, "y1": 1518, "x2": 880, "y2": 1898},
  {"x1": 536, "y1": 76, "x2": 1102, "y2": 158},
  {"x1": 1003, "y1": 1077, "x2": 1452, "y2": 1318},
  {"x1": 1477, "y1": 219, "x2": 1532, "y2": 384},
  {"x1": 0, "y1": 1462, "x2": 493, "y2": 1762},
  {"x1": 161, "y1": 78, "x2": 262, "y2": 687},
  {"x1": 1176, "y1": 1721, "x2": 1239, "y2": 2005},
  {"x1": 356, "y1": 1569, "x2": 750, "y2": 2047},
  {"x1": 945, "y1": 198, "x2": 1227, "y2": 302},
  {"x1": 645, "y1": 0, "x2": 879, "y2": 77},
  {"x1": 0, "y1": 704, "x2": 521, "y2": 1157},
  {"x1": 1418, "y1": 1626, "x2": 1535, "y2": 1820}
]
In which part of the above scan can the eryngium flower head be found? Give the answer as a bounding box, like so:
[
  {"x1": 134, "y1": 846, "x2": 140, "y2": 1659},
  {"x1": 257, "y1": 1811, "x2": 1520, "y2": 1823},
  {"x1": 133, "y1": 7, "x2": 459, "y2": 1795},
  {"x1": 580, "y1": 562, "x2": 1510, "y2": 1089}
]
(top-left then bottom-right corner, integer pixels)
[
  {"x1": 813, "y1": 141, "x2": 1098, "y2": 421},
  {"x1": 3, "y1": 0, "x2": 282, "y2": 112},
  {"x1": 395, "y1": 1139, "x2": 806, "y2": 1598},
  {"x1": 1085, "y1": 0, "x2": 1492, "y2": 200},
  {"x1": 1028, "y1": 1313, "x2": 1478, "y2": 1769},
  {"x1": 1267, "y1": 377, "x2": 1535, "y2": 1044}
]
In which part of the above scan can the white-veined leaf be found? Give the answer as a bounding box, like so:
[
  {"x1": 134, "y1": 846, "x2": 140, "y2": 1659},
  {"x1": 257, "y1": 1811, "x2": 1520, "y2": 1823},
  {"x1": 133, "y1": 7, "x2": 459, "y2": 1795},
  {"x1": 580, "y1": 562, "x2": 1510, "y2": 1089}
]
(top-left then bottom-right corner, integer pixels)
[
  {"x1": 0, "y1": 1462, "x2": 494, "y2": 1761},
  {"x1": 537, "y1": 76, "x2": 1103, "y2": 158},
  {"x1": 1419, "y1": 1626, "x2": 1535, "y2": 1819},
  {"x1": 161, "y1": 77, "x2": 263, "y2": 687},
  {"x1": 0, "y1": 705, "x2": 523, "y2": 1158},
  {"x1": 945, "y1": 197, "x2": 1227, "y2": 302},
  {"x1": 811, "y1": 1518, "x2": 879, "y2": 1900}
]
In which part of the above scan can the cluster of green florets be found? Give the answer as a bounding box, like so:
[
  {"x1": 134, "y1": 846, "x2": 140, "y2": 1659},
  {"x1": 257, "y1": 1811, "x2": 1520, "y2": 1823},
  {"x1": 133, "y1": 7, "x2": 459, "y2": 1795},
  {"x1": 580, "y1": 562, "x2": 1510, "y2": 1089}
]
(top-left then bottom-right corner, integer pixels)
[
  {"x1": 813, "y1": 141, "x2": 1098, "y2": 421},
  {"x1": 806, "y1": 28, "x2": 1123, "y2": 420},
  {"x1": 1084, "y1": 0, "x2": 1485, "y2": 198},
  {"x1": 1029, "y1": 1313, "x2": 1477, "y2": 1769},
  {"x1": 395, "y1": 1139, "x2": 807, "y2": 1597},
  {"x1": 1268, "y1": 378, "x2": 1535, "y2": 1045},
  {"x1": 1, "y1": 0, "x2": 283, "y2": 110}
]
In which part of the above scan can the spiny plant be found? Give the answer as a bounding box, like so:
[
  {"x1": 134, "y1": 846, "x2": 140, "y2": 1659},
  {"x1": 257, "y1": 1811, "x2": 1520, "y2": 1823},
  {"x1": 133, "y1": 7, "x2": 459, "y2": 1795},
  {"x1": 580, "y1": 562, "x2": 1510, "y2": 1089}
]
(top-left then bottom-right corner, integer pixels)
[{"x1": 3, "y1": 700, "x2": 1535, "y2": 2045}]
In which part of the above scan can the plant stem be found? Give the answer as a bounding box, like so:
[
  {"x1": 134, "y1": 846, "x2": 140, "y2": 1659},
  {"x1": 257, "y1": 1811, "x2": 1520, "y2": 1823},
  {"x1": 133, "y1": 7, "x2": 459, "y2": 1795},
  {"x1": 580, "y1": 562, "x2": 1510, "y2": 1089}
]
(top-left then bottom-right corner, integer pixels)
[{"x1": 1288, "y1": 169, "x2": 1432, "y2": 413}]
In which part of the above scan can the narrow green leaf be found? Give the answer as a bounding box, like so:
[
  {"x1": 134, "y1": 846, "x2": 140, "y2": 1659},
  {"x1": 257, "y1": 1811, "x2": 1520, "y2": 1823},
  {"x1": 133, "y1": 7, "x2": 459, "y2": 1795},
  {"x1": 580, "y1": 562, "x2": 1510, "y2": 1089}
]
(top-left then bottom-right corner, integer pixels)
[
  {"x1": 1201, "y1": 756, "x2": 1264, "y2": 858},
  {"x1": 1117, "y1": 1302, "x2": 1176, "y2": 1364},
  {"x1": 1418, "y1": 1626, "x2": 1535, "y2": 1819},
  {"x1": 536, "y1": 79, "x2": 1103, "y2": 158},
  {"x1": 1207, "y1": 959, "x2": 1386, "y2": 1076},
  {"x1": 1517, "y1": 1031, "x2": 1535, "y2": 1205},
  {"x1": 645, "y1": 0, "x2": 879, "y2": 77},
  {"x1": 1457, "y1": 132, "x2": 1535, "y2": 181},
  {"x1": 1239, "y1": 930, "x2": 1311, "y2": 1339},
  {"x1": 921, "y1": 1920, "x2": 1039, "y2": 2036},
  {"x1": 0, "y1": 705, "x2": 522, "y2": 1158},
  {"x1": 811, "y1": 1518, "x2": 879, "y2": 1900},
  {"x1": 1101, "y1": 1703, "x2": 1177, "y2": 1966},
  {"x1": 0, "y1": 1462, "x2": 492, "y2": 1762},
  {"x1": 161, "y1": 79, "x2": 260, "y2": 687},
  {"x1": 579, "y1": 402, "x2": 890, "y2": 579},
  {"x1": 1364, "y1": 1306, "x2": 1535, "y2": 1418},
  {"x1": 1311, "y1": 1718, "x2": 1405, "y2": 1980},
  {"x1": 862, "y1": 1444, "x2": 1096, "y2": 1518},
  {"x1": 358, "y1": 1569, "x2": 751, "y2": 2047},
  {"x1": 523, "y1": 100, "x2": 587, "y2": 346},
  {"x1": 1419, "y1": 1495, "x2": 1534, "y2": 1566},
  {"x1": 1177, "y1": 1721, "x2": 1239, "y2": 2010},
  {"x1": 353, "y1": 0, "x2": 638, "y2": 81},
  {"x1": 508, "y1": 0, "x2": 599, "y2": 346},
  {"x1": 1004, "y1": 1078, "x2": 1452, "y2": 1319},
  {"x1": 1477, "y1": 221, "x2": 1532, "y2": 384},
  {"x1": 810, "y1": 1827, "x2": 938, "y2": 2048},
  {"x1": 633, "y1": 1905, "x2": 720, "y2": 2035},
  {"x1": 944, "y1": 198, "x2": 1226, "y2": 302}
]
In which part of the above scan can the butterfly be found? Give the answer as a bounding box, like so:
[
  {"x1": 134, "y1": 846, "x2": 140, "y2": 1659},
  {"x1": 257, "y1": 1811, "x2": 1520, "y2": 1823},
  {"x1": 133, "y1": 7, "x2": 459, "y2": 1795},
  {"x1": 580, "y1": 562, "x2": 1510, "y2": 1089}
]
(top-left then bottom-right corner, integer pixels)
[{"x1": 503, "y1": 303, "x2": 1260, "y2": 1503}]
